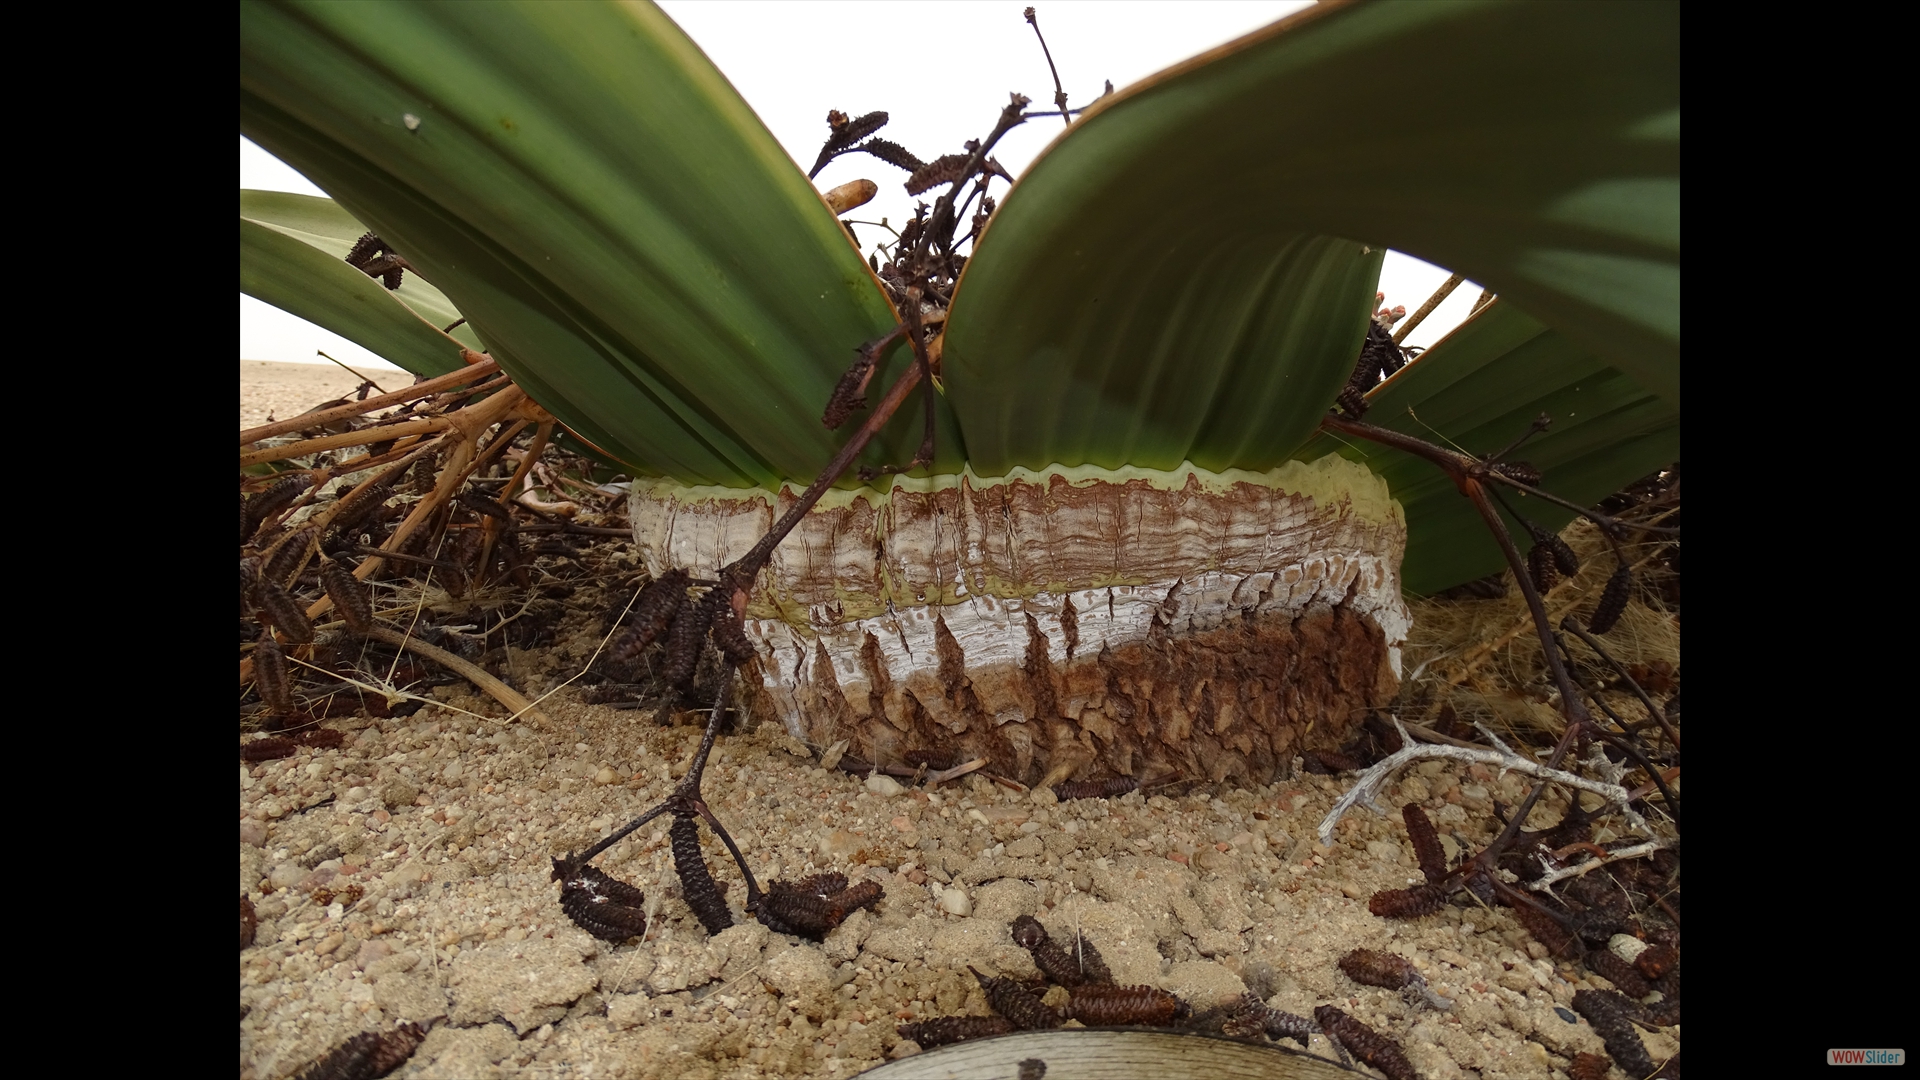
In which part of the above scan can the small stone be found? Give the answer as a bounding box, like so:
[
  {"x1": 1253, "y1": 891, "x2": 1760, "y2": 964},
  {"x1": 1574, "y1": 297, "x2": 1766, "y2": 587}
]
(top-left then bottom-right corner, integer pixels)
[
  {"x1": 1161, "y1": 960, "x2": 1247, "y2": 1008},
  {"x1": 820, "y1": 829, "x2": 864, "y2": 860},
  {"x1": 356, "y1": 940, "x2": 393, "y2": 970},
  {"x1": 267, "y1": 861, "x2": 305, "y2": 889},
  {"x1": 1608, "y1": 934, "x2": 1650, "y2": 964},
  {"x1": 380, "y1": 779, "x2": 419, "y2": 808},
  {"x1": 442, "y1": 762, "x2": 464, "y2": 783},
  {"x1": 609, "y1": 993, "x2": 651, "y2": 1031},
  {"x1": 892, "y1": 815, "x2": 916, "y2": 832},
  {"x1": 594, "y1": 767, "x2": 617, "y2": 786},
  {"x1": 937, "y1": 886, "x2": 972, "y2": 916},
  {"x1": 240, "y1": 821, "x2": 268, "y2": 847},
  {"x1": 865, "y1": 774, "x2": 904, "y2": 796}
]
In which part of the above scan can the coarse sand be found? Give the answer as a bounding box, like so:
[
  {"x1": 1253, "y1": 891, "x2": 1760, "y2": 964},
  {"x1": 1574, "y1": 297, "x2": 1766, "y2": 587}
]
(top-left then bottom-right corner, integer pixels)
[{"x1": 239, "y1": 365, "x2": 1675, "y2": 1080}]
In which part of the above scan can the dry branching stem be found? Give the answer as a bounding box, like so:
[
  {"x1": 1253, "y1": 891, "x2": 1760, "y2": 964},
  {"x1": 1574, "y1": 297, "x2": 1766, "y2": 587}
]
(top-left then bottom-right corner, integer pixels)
[{"x1": 1317, "y1": 718, "x2": 1641, "y2": 845}]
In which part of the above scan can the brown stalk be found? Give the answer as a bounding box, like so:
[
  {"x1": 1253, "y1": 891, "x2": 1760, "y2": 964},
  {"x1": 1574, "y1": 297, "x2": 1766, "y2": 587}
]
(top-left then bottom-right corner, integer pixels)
[
  {"x1": 239, "y1": 356, "x2": 500, "y2": 445},
  {"x1": 1393, "y1": 273, "x2": 1463, "y2": 344},
  {"x1": 364, "y1": 625, "x2": 553, "y2": 726},
  {"x1": 240, "y1": 414, "x2": 451, "y2": 468},
  {"x1": 1320, "y1": 412, "x2": 1590, "y2": 867}
]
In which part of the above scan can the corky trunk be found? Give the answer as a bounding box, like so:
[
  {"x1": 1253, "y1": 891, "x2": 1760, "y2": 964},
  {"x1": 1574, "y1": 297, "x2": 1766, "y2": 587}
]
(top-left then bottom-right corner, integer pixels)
[{"x1": 630, "y1": 456, "x2": 1409, "y2": 790}]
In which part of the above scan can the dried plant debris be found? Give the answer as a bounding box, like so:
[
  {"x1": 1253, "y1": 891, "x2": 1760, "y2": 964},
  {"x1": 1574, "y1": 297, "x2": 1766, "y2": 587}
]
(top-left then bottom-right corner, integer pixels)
[
  {"x1": 1586, "y1": 562, "x2": 1635, "y2": 635},
  {"x1": 320, "y1": 557, "x2": 373, "y2": 633},
  {"x1": 670, "y1": 814, "x2": 734, "y2": 935},
  {"x1": 755, "y1": 871, "x2": 884, "y2": 941},
  {"x1": 1636, "y1": 943, "x2": 1678, "y2": 981},
  {"x1": 609, "y1": 568, "x2": 689, "y2": 665},
  {"x1": 1010, "y1": 915, "x2": 1111, "y2": 987},
  {"x1": 1402, "y1": 803, "x2": 1448, "y2": 883},
  {"x1": 253, "y1": 635, "x2": 294, "y2": 714},
  {"x1": 1368, "y1": 882, "x2": 1446, "y2": 919},
  {"x1": 1572, "y1": 989, "x2": 1657, "y2": 1078},
  {"x1": 291, "y1": 1023, "x2": 428, "y2": 1080},
  {"x1": 1511, "y1": 901, "x2": 1582, "y2": 960},
  {"x1": 244, "y1": 475, "x2": 310, "y2": 539},
  {"x1": 971, "y1": 966, "x2": 1062, "y2": 1030},
  {"x1": 1569, "y1": 1051, "x2": 1612, "y2": 1080},
  {"x1": 1585, "y1": 948, "x2": 1652, "y2": 998},
  {"x1": 1230, "y1": 995, "x2": 1320, "y2": 1047},
  {"x1": 1524, "y1": 518, "x2": 1580, "y2": 577},
  {"x1": 242, "y1": 736, "x2": 300, "y2": 763},
  {"x1": 895, "y1": 1015, "x2": 1014, "y2": 1049},
  {"x1": 1064, "y1": 983, "x2": 1184, "y2": 1027},
  {"x1": 1050, "y1": 776, "x2": 1138, "y2": 801},
  {"x1": 1338, "y1": 949, "x2": 1452, "y2": 1011},
  {"x1": 554, "y1": 862, "x2": 650, "y2": 943},
  {"x1": 262, "y1": 526, "x2": 319, "y2": 587},
  {"x1": 1313, "y1": 1006, "x2": 1418, "y2": 1080},
  {"x1": 255, "y1": 577, "x2": 316, "y2": 644}
]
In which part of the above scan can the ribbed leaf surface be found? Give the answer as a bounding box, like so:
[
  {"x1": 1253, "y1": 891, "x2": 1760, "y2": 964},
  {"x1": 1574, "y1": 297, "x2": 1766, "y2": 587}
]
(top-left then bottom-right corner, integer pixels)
[
  {"x1": 241, "y1": 216, "x2": 470, "y2": 378},
  {"x1": 950, "y1": 0, "x2": 1679, "y2": 476},
  {"x1": 240, "y1": 0, "x2": 941, "y2": 485},
  {"x1": 241, "y1": 189, "x2": 486, "y2": 367},
  {"x1": 1294, "y1": 302, "x2": 1678, "y2": 595}
]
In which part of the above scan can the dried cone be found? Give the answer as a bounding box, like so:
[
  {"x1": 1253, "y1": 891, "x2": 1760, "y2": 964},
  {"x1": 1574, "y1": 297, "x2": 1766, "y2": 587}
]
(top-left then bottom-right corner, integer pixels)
[
  {"x1": 254, "y1": 635, "x2": 293, "y2": 713},
  {"x1": 896, "y1": 1016, "x2": 1013, "y2": 1048},
  {"x1": 1527, "y1": 541, "x2": 1560, "y2": 593},
  {"x1": 971, "y1": 967, "x2": 1061, "y2": 1030},
  {"x1": 556, "y1": 863, "x2": 649, "y2": 943},
  {"x1": 670, "y1": 815, "x2": 733, "y2": 935},
  {"x1": 1313, "y1": 1006, "x2": 1418, "y2": 1080},
  {"x1": 321, "y1": 558, "x2": 374, "y2": 633},
  {"x1": 1589, "y1": 563, "x2": 1634, "y2": 634}
]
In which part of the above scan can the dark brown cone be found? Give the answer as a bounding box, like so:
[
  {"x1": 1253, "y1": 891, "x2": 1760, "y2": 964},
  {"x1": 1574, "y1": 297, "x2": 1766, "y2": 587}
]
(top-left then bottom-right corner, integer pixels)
[
  {"x1": 1589, "y1": 563, "x2": 1634, "y2": 634},
  {"x1": 1368, "y1": 883, "x2": 1445, "y2": 918},
  {"x1": 1313, "y1": 1005, "x2": 1417, "y2": 1080},
  {"x1": 244, "y1": 475, "x2": 310, "y2": 537},
  {"x1": 1572, "y1": 989, "x2": 1656, "y2": 1078},
  {"x1": 556, "y1": 862, "x2": 649, "y2": 943},
  {"x1": 242, "y1": 737, "x2": 299, "y2": 762},
  {"x1": 1065, "y1": 984, "x2": 1183, "y2": 1026},
  {"x1": 896, "y1": 1016, "x2": 1013, "y2": 1048},
  {"x1": 254, "y1": 634, "x2": 293, "y2": 713},
  {"x1": 1051, "y1": 776, "x2": 1137, "y2": 801},
  {"x1": 242, "y1": 896, "x2": 258, "y2": 950},
  {"x1": 262, "y1": 526, "x2": 318, "y2": 587},
  {"x1": 905, "y1": 153, "x2": 973, "y2": 196},
  {"x1": 322, "y1": 558, "x2": 374, "y2": 633},
  {"x1": 1586, "y1": 948, "x2": 1652, "y2": 998},
  {"x1": 1403, "y1": 803, "x2": 1448, "y2": 883},
  {"x1": 1338, "y1": 948, "x2": 1418, "y2": 990},
  {"x1": 255, "y1": 579, "x2": 316, "y2": 643},
  {"x1": 670, "y1": 814, "x2": 733, "y2": 935},
  {"x1": 972, "y1": 967, "x2": 1061, "y2": 1030},
  {"x1": 1010, "y1": 915, "x2": 1104, "y2": 987},
  {"x1": 1527, "y1": 541, "x2": 1559, "y2": 593}
]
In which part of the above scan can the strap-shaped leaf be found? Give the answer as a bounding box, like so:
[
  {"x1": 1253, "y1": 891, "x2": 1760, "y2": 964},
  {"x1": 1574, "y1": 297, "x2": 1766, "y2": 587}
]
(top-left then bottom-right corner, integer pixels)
[
  {"x1": 950, "y1": 0, "x2": 1678, "y2": 476},
  {"x1": 241, "y1": 189, "x2": 486, "y2": 361},
  {"x1": 1294, "y1": 301, "x2": 1678, "y2": 595},
  {"x1": 240, "y1": 215, "x2": 468, "y2": 377},
  {"x1": 240, "y1": 1, "x2": 937, "y2": 485}
]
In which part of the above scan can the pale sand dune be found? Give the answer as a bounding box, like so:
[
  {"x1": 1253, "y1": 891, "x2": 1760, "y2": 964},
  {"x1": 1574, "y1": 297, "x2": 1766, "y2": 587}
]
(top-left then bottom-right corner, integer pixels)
[{"x1": 240, "y1": 359, "x2": 412, "y2": 432}]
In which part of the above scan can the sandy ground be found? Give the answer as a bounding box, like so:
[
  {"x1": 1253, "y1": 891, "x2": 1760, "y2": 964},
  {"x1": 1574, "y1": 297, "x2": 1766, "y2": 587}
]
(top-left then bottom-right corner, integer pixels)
[
  {"x1": 239, "y1": 366, "x2": 1676, "y2": 1080},
  {"x1": 241, "y1": 360, "x2": 412, "y2": 432}
]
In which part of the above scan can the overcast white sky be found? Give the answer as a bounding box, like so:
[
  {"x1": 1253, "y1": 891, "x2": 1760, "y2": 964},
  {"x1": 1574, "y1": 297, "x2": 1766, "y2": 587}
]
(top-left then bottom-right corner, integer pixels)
[{"x1": 240, "y1": 1, "x2": 1483, "y2": 370}]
